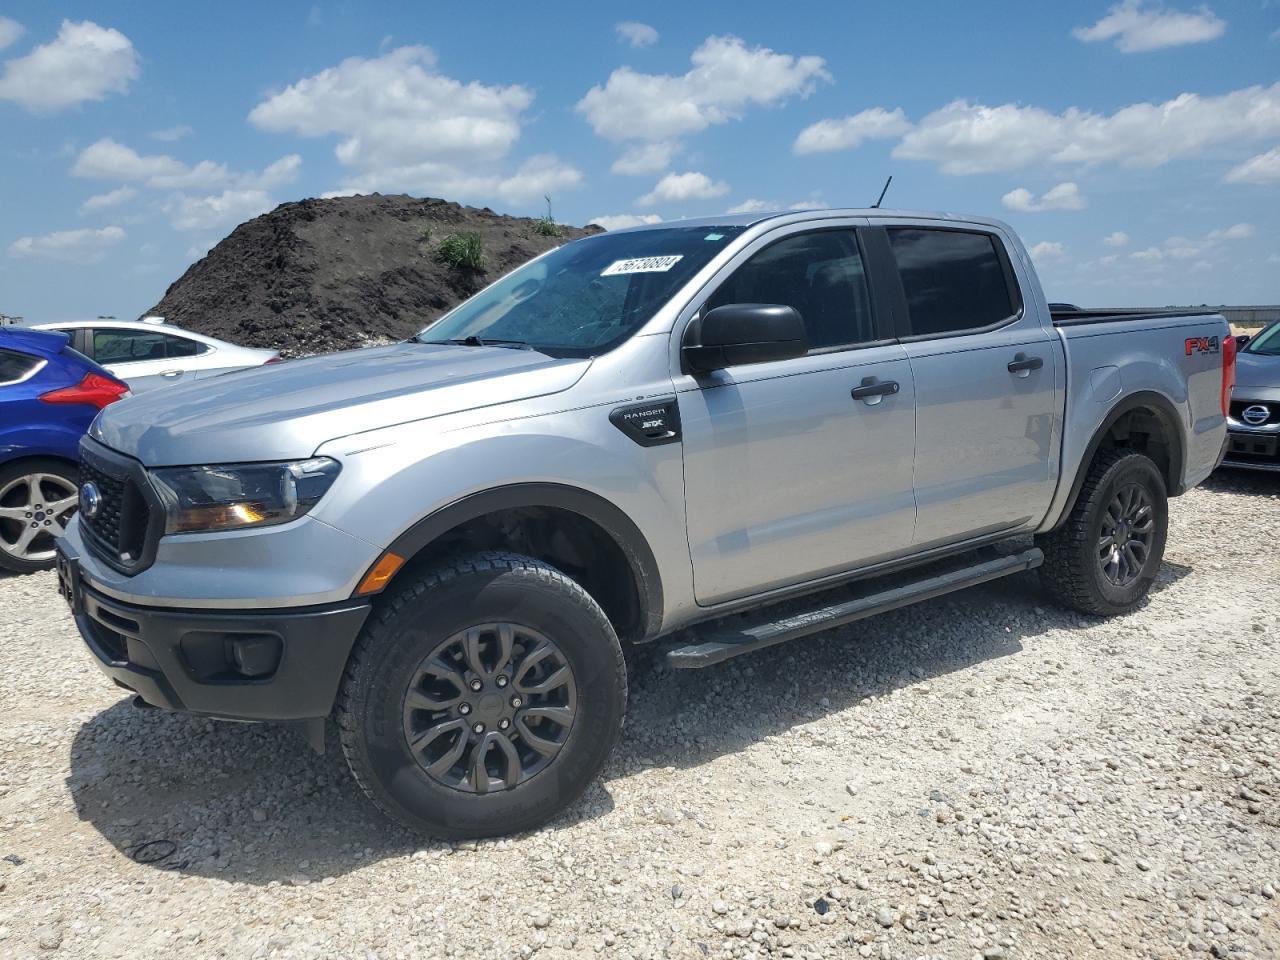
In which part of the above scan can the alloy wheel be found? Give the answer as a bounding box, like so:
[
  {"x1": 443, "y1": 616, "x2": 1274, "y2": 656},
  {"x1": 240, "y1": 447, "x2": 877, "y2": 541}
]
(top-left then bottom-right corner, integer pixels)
[
  {"x1": 401, "y1": 622, "x2": 578, "y2": 794},
  {"x1": 0, "y1": 473, "x2": 78, "y2": 563},
  {"x1": 1098, "y1": 482, "x2": 1154, "y2": 587}
]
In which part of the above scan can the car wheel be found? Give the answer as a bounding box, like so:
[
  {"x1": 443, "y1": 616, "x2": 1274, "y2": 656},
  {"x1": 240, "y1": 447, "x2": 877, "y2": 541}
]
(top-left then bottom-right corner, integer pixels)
[
  {"x1": 1036, "y1": 449, "x2": 1168, "y2": 616},
  {"x1": 0, "y1": 459, "x2": 79, "y2": 574},
  {"x1": 336, "y1": 552, "x2": 627, "y2": 837}
]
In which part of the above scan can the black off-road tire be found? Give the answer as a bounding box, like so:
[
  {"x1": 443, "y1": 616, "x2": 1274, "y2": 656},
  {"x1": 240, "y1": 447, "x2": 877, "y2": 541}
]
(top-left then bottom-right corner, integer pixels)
[
  {"x1": 336, "y1": 552, "x2": 627, "y2": 837},
  {"x1": 1036, "y1": 449, "x2": 1168, "y2": 616}
]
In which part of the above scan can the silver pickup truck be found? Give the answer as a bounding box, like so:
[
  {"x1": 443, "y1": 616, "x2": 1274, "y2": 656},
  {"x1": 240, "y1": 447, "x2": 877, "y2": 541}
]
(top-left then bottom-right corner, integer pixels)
[{"x1": 54, "y1": 209, "x2": 1234, "y2": 837}]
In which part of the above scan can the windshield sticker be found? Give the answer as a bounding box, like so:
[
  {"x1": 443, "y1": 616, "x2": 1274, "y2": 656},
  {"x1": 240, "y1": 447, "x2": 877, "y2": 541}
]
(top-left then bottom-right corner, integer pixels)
[
  {"x1": 704, "y1": 233, "x2": 724, "y2": 241},
  {"x1": 601, "y1": 255, "x2": 684, "y2": 276}
]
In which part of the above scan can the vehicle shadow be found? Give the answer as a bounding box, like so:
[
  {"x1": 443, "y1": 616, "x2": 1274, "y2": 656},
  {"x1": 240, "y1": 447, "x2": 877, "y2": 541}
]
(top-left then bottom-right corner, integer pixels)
[
  {"x1": 66, "y1": 562, "x2": 1186, "y2": 885},
  {"x1": 1204, "y1": 468, "x2": 1280, "y2": 496}
]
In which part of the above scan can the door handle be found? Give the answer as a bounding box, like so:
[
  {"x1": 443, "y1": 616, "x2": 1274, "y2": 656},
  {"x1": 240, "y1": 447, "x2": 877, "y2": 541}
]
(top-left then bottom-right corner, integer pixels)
[
  {"x1": 160, "y1": 369, "x2": 182, "y2": 378},
  {"x1": 1007, "y1": 354, "x2": 1043, "y2": 374},
  {"x1": 850, "y1": 378, "x2": 900, "y2": 401}
]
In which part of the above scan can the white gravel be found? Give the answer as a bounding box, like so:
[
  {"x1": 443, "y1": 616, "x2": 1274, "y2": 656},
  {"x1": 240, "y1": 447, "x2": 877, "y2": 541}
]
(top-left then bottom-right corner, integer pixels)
[{"x1": 1, "y1": 471, "x2": 1277, "y2": 960}]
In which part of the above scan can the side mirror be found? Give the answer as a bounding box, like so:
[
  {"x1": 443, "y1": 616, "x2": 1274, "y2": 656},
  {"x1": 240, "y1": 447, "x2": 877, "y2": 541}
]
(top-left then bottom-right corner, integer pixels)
[
  {"x1": 683, "y1": 303, "x2": 808, "y2": 372},
  {"x1": 1234, "y1": 334, "x2": 1251, "y2": 348}
]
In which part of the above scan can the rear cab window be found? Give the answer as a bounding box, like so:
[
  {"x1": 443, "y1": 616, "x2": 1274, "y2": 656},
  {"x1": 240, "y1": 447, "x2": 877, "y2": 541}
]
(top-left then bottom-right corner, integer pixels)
[{"x1": 886, "y1": 228, "x2": 1022, "y2": 338}]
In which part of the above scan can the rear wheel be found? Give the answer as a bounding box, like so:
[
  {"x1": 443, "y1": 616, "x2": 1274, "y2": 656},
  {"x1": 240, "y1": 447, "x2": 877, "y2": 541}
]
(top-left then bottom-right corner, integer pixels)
[
  {"x1": 1037, "y1": 450, "x2": 1168, "y2": 615},
  {"x1": 0, "y1": 459, "x2": 79, "y2": 574},
  {"x1": 337, "y1": 552, "x2": 626, "y2": 837}
]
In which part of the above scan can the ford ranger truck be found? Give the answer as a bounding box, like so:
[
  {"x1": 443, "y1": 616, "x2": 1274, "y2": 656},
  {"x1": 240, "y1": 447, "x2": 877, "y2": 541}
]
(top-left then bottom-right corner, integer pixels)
[{"x1": 54, "y1": 210, "x2": 1234, "y2": 838}]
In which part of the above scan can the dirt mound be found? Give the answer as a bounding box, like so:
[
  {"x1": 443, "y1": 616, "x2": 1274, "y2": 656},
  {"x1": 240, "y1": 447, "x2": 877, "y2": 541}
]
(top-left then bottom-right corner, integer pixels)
[{"x1": 143, "y1": 194, "x2": 602, "y2": 355}]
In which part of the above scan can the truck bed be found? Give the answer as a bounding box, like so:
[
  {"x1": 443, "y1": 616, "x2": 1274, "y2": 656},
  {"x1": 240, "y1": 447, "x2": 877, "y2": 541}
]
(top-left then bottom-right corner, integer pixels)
[{"x1": 1050, "y1": 309, "x2": 1212, "y2": 327}]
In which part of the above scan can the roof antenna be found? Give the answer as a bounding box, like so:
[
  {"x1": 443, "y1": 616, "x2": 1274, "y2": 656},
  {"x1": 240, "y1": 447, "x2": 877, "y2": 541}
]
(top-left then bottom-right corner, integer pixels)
[{"x1": 872, "y1": 175, "x2": 893, "y2": 209}]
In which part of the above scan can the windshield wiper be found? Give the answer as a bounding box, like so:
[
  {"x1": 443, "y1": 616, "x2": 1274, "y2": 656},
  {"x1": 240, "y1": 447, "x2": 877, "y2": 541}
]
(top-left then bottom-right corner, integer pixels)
[{"x1": 415, "y1": 335, "x2": 532, "y2": 350}]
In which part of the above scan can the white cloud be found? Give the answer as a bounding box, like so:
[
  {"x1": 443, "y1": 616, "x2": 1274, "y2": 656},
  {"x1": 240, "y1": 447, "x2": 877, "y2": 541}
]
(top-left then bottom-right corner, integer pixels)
[
  {"x1": 578, "y1": 35, "x2": 828, "y2": 173},
  {"x1": 1207, "y1": 223, "x2": 1253, "y2": 241},
  {"x1": 588, "y1": 213, "x2": 663, "y2": 231},
  {"x1": 247, "y1": 45, "x2": 572, "y2": 205},
  {"x1": 80, "y1": 185, "x2": 137, "y2": 213},
  {"x1": 639, "y1": 171, "x2": 730, "y2": 205},
  {"x1": 793, "y1": 107, "x2": 911, "y2": 155},
  {"x1": 150, "y1": 125, "x2": 194, "y2": 142},
  {"x1": 1073, "y1": 1, "x2": 1224, "y2": 52},
  {"x1": 0, "y1": 20, "x2": 138, "y2": 113},
  {"x1": 0, "y1": 16, "x2": 23, "y2": 50},
  {"x1": 491, "y1": 154, "x2": 583, "y2": 203},
  {"x1": 1001, "y1": 181, "x2": 1086, "y2": 212},
  {"x1": 72, "y1": 138, "x2": 301, "y2": 191},
  {"x1": 1103, "y1": 231, "x2": 1130, "y2": 247},
  {"x1": 165, "y1": 189, "x2": 273, "y2": 231},
  {"x1": 1127, "y1": 222, "x2": 1253, "y2": 263},
  {"x1": 1028, "y1": 241, "x2": 1067, "y2": 261},
  {"x1": 1224, "y1": 146, "x2": 1280, "y2": 184},
  {"x1": 727, "y1": 198, "x2": 774, "y2": 213},
  {"x1": 611, "y1": 141, "x2": 679, "y2": 175},
  {"x1": 8, "y1": 225, "x2": 125, "y2": 262},
  {"x1": 615, "y1": 22, "x2": 658, "y2": 48},
  {"x1": 891, "y1": 82, "x2": 1280, "y2": 174}
]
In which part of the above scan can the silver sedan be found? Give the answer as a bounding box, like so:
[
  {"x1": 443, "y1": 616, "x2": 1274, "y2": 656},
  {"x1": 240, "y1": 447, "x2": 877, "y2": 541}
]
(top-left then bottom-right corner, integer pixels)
[{"x1": 32, "y1": 317, "x2": 279, "y2": 392}]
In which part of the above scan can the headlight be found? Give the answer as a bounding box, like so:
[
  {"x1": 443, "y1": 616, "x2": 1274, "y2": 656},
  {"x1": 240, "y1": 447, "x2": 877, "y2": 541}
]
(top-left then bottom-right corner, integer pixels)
[{"x1": 149, "y1": 458, "x2": 341, "y2": 535}]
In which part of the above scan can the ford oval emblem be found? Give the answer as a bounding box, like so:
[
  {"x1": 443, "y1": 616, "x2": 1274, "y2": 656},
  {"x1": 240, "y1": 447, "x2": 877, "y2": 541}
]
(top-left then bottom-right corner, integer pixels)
[
  {"x1": 80, "y1": 481, "x2": 102, "y2": 519},
  {"x1": 1241, "y1": 404, "x2": 1271, "y2": 426}
]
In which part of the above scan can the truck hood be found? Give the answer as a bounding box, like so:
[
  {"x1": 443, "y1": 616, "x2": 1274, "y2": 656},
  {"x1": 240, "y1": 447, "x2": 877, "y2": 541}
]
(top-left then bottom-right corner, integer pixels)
[
  {"x1": 1235, "y1": 350, "x2": 1280, "y2": 392},
  {"x1": 90, "y1": 342, "x2": 590, "y2": 466}
]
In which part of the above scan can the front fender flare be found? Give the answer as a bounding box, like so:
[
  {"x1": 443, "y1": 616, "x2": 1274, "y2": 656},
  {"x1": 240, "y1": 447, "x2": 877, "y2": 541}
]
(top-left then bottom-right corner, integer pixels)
[{"x1": 371, "y1": 482, "x2": 665, "y2": 640}]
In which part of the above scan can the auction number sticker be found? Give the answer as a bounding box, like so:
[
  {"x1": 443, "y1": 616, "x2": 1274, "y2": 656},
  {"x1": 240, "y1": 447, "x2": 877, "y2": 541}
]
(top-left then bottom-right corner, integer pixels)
[{"x1": 601, "y1": 255, "x2": 683, "y2": 276}]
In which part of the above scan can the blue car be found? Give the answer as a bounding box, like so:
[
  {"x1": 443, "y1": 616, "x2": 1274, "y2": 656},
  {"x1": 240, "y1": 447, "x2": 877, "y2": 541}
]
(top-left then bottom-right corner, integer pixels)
[{"x1": 0, "y1": 326, "x2": 129, "y2": 573}]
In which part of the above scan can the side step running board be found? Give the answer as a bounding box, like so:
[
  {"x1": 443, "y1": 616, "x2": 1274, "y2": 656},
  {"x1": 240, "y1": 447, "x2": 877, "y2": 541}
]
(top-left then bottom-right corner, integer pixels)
[{"x1": 665, "y1": 546, "x2": 1043, "y2": 669}]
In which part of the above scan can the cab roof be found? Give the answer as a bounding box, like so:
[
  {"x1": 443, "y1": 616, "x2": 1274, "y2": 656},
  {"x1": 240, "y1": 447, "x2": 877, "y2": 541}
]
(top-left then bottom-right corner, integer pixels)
[{"x1": 592, "y1": 208, "x2": 1012, "y2": 234}]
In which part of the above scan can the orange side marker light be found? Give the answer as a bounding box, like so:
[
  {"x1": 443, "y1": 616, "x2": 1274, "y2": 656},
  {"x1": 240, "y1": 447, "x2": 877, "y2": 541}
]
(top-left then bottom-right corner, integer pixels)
[{"x1": 356, "y1": 552, "x2": 405, "y2": 595}]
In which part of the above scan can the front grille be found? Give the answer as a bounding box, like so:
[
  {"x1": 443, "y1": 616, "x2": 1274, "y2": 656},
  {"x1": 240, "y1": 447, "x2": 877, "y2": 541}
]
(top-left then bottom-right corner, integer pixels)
[
  {"x1": 79, "y1": 457, "x2": 127, "y2": 550},
  {"x1": 1230, "y1": 399, "x2": 1279, "y2": 427},
  {"x1": 79, "y1": 441, "x2": 156, "y2": 572}
]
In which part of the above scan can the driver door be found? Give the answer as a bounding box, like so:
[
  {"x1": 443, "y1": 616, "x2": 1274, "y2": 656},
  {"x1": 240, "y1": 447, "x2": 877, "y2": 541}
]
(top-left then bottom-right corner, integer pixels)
[{"x1": 675, "y1": 224, "x2": 918, "y2": 606}]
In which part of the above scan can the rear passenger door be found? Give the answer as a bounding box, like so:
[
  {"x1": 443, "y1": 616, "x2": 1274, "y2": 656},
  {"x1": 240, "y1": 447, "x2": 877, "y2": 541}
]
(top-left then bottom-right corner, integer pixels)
[
  {"x1": 677, "y1": 225, "x2": 918, "y2": 605},
  {"x1": 90, "y1": 327, "x2": 205, "y2": 392},
  {"x1": 877, "y1": 225, "x2": 1056, "y2": 547}
]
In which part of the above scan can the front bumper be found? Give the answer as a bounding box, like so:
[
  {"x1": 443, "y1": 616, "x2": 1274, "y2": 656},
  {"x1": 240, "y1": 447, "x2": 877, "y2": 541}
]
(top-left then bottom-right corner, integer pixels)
[
  {"x1": 57, "y1": 539, "x2": 370, "y2": 721},
  {"x1": 1221, "y1": 426, "x2": 1280, "y2": 473}
]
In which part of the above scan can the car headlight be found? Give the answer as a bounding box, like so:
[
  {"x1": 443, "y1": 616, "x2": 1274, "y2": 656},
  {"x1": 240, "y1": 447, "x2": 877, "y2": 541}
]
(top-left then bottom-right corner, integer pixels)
[{"x1": 149, "y1": 458, "x2": 341, "y2": 535}]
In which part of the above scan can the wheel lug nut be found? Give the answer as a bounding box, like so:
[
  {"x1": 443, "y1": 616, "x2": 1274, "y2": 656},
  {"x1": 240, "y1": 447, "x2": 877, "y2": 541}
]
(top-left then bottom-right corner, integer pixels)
[
  {"x1": 472, "y1": 722, "x2": 485, "y2": 734},
  {"x1": 498, "y1": 718, "x2": 510, "y2": 730},
  {"x1": 495, "y1": 675, "x2": 508, "y2": 688},
  {"x1": 469, "y1": 679, "x2": 483, "y2": 692},
  {"x1": 458, "y1": 703, "x2": 471, "y2": 715},
  {"x1": 510, "y1": 696, "x2": 523, "y2": 709}
]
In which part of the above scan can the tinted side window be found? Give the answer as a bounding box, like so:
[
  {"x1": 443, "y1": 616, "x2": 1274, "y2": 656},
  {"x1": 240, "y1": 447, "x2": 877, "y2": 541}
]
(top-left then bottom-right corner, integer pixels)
[
  {"x1": 887, "y1": 229, "x2": 1018, "y2": 337},
  {"x1": 706, "y1": 230, "x2": 875, "y2": 350},
  {"x1": 162, "y1": 334, "x2": 207, "y2": 358},
  {"x1": 0, "y1": 348, "x2": 39, "y2": 385},
  {"x1": 94, "y1": 330, "x2": 167, "y2": 364}
]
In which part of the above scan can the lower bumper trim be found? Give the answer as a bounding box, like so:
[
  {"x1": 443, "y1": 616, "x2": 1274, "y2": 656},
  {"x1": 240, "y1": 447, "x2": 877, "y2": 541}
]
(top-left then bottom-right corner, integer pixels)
[{"x1": 61, "y1": 542, "x2": 371, "y2": 722}]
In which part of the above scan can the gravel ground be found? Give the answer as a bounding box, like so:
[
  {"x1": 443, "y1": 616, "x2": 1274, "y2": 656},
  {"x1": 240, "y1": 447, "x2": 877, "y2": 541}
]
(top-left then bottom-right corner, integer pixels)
[{"x1": 1, "y1": 471, "x2": 1277, "y2": 960}]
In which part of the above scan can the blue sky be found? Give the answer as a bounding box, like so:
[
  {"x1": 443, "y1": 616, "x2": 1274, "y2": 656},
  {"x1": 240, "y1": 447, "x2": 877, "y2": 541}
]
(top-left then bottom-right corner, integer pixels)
[{"x1": 1, "y1": 0, "x2": 1277, "y2": 322}]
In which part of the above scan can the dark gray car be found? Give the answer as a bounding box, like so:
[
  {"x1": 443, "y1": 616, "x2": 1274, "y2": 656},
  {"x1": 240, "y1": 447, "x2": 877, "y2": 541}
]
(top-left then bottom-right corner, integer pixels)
[{"x1": 1223, "y1": 320, "x2": 1280, "y2": 472}]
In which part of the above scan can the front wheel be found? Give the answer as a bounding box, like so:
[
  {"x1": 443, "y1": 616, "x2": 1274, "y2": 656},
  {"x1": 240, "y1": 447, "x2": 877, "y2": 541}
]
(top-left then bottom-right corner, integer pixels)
[
  {"x1": 1037, "y1": 450, "x2": 1168, "y2": 616},
  {"x1": 0, "y1": 459, "x2": 79, "y2": 574},
  {"x1": 336, "y1": 553, "x2": 627, "y2": 837}
]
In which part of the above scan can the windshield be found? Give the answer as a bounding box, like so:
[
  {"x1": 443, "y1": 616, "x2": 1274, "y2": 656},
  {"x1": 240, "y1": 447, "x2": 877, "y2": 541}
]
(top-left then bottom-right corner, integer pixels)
[
  {"x1": 415, "y1": 226, "x2": 744, "y2": 357},
  {"x1": 1242, "y1": 320, "x2": 1280, "y2": 357}
]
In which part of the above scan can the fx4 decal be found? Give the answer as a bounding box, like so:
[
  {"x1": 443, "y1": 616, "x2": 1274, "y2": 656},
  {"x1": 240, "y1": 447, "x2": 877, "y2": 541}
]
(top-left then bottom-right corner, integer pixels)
[{"x1": 1184, "y1": 335, "x2": 1220, "y2": 357}]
